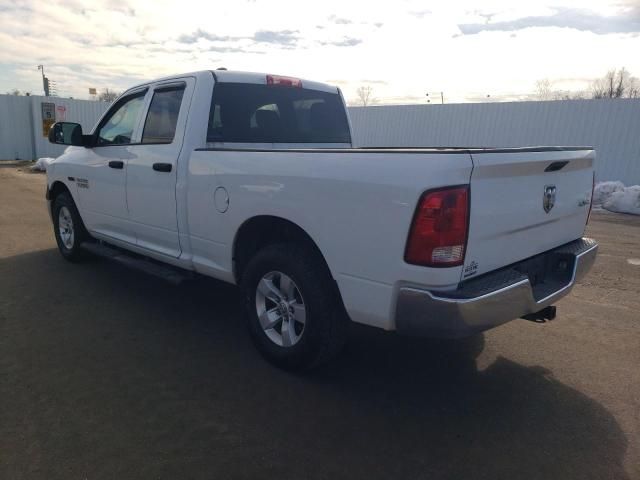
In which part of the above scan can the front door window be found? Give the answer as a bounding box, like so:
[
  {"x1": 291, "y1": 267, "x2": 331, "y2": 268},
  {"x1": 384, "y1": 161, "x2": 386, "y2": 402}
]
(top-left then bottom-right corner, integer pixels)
[{"x1": 97, "y1": 92, "x2": 146, "y2": 146}]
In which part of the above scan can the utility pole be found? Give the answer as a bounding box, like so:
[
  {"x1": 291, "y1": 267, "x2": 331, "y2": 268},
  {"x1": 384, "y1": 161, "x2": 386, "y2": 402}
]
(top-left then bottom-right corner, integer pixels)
[{"x1": 37, "y1": 65, "x2": 50, "y2": 96}]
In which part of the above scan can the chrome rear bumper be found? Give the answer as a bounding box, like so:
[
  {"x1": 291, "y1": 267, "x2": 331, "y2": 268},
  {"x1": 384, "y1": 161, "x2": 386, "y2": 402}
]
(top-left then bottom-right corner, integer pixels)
[{"x1": 395, "y1": 238, "x2": 598, "y2": 338}]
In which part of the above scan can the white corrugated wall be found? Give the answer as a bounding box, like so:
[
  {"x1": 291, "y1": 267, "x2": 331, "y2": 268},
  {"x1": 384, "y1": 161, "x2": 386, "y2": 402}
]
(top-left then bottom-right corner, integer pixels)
[
  {"x1": 1, "y1": 95, "x2": 639, "y2": 183},
  {"x1": 0, "y1": 94, "x2": 109, "y2": 160},
  {"x1": 29, "y1": 96, "x2": 110, "y2": 159},
  {"x1": 0, "y1": 95, "x2": 34, "y2": 160},
  {"x1": 349, "y1": 99, "x2": 640, "y2": 183}
]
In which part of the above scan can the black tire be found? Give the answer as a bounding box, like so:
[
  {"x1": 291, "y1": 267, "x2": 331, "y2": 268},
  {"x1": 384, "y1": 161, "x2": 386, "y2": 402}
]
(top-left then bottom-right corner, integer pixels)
[
  {"x1": 52, "y1": 191, "x2": 90, "y2": 262},
  {"x1": 240, "y1": 243, "x2": 348, "y2": 370}
]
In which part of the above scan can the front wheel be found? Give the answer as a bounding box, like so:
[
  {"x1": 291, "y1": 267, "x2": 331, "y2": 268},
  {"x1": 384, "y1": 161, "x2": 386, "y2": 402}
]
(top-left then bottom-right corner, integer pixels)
[
  {"x1": 52, "y1": 192, "x2": 89, "y2": 262},
  {"x1": 240, "y1": 243, "x2": 348, "y2": 370}
]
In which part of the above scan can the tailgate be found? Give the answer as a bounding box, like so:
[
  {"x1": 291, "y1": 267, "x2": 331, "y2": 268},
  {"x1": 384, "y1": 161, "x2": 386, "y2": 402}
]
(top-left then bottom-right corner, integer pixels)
[{"x1": 463, "y1": 148, "x2": 594, "y2": 280}]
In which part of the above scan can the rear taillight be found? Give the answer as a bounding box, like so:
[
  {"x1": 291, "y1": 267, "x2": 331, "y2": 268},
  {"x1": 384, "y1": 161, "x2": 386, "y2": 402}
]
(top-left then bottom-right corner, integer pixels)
[
  {"x1": 266, "y1": 74, "x2": 302, "y2": 88},
  {"x1": 405, "y1": 186, "x2": 470, "y2": 267},
  {"x1": 586, "y1": 172, "x2": 595, "y2": 224}
]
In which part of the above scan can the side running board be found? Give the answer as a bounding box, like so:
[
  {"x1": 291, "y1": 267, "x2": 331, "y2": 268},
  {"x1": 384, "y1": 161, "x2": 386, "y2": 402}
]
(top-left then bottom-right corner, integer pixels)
[{"x1": 81, "y1": 242, "x2": 194, "y2": 285}]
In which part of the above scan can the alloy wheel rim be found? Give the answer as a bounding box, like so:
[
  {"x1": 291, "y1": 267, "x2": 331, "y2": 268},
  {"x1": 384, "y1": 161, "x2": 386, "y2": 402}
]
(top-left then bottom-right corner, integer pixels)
[
  {"x1": 58, "y1": 206, "x2": 75, "y2": 250},
  {"x1": 255, "y1": 271, "x2": 306, "y2": 347}
]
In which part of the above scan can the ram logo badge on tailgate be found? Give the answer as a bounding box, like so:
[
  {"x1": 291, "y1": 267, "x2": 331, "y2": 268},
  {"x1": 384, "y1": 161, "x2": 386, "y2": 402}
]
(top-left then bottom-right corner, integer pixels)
[{"x1": 543, "y1": 185, "x2": 556, "y2": 213}]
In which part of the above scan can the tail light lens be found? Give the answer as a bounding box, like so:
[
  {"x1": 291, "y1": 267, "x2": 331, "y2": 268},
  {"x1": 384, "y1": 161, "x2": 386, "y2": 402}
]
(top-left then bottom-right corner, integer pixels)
[{"x1": 405, "y1": 186, "x2": 470, "y2": 267}]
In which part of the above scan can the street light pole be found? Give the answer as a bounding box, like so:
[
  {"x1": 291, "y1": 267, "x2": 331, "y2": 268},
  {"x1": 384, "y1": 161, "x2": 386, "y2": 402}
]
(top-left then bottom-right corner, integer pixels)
[{"x1": 37, "y1": 65, "x2": 49, "y2": 96}]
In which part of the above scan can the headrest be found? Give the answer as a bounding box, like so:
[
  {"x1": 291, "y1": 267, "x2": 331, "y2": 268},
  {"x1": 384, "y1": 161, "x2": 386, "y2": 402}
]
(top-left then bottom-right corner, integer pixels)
[
  {"x1": 310, "y1": 102, "x2": 332, "y2": 131},
  {"x1": 255, "y1": 109, "x2": 281, "y2": 129}
]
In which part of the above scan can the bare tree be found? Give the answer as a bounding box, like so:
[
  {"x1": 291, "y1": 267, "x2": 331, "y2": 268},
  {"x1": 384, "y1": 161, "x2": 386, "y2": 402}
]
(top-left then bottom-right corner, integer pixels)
[
  {"x1": 552, "y1": 90, "x2": 586, "y2": 101},
  {"x1": 97, "y1": 88, "x2": 120, "y2": 102},
  {"x1": 534, "y1": 79, "x2": 554, "y2": 101},
  {"x1": 355, "y1": 85, "x2": 375, "y2": 106},
  {"x1": 7, "y1": 89, "x2": 30, "y2": 96},
  {"x1": 591, "y1": 68, "x2": 639, "y2": 99}
]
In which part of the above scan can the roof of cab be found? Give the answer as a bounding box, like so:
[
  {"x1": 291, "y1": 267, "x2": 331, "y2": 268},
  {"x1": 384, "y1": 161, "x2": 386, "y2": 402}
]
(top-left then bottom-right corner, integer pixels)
[
  {"x1": 211, "y1": 70, "x2": 338, "y2": 93},
  {"x1": 124, "y1": 70, "x2": 340, "y2": 95}
]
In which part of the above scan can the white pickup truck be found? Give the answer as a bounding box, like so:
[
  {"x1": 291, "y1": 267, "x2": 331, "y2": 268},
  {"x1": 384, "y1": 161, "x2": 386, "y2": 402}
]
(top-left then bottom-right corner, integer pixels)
[{"x1": 46, "y1": 70, "x2": 598, "y2": 369}]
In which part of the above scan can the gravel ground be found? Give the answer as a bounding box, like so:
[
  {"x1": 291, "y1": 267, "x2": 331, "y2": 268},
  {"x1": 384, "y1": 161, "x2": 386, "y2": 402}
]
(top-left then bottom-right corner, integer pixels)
[{"x1": 1, "y1": 163, "x2": 639, "y2": 479}]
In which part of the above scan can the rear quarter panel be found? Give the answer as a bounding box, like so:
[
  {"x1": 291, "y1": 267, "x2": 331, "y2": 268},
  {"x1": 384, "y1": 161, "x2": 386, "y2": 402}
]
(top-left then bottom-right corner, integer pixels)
[{"x1": 186, "y1": 149, "x2": 473, "y2": 329}]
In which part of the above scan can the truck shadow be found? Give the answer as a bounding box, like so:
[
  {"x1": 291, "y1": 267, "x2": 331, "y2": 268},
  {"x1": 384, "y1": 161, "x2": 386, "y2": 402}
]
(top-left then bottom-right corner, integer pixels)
[{"x1": 0, "y1": 248, "x2": 630, "y2": 480}]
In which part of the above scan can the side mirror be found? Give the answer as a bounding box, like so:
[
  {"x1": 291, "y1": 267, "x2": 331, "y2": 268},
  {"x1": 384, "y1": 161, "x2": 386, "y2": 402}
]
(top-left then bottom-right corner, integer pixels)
[{"x1": 48, "y1": 122, "x2": 84, "y2": 146}]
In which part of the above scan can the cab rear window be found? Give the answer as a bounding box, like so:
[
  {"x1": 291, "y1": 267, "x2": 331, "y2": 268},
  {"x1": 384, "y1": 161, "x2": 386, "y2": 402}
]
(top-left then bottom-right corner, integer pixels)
[{"x1": 207, "y1": 83, "x2": 351, "y2": 144}]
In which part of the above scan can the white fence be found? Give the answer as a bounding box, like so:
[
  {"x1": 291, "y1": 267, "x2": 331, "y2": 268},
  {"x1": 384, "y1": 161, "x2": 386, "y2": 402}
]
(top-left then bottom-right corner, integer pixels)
[
  {"x1": 0, "y1": 95, "x2": 109, "y2": 160},
  {"x1": 0, "y1": 95, "x2": 37, "y2": 160},
  {"x1": 1, "y1": 94, "x2": 639, "y2": 183},
  {"x1": 349, "y1": 99, "x2": 640, "y2": 184}
]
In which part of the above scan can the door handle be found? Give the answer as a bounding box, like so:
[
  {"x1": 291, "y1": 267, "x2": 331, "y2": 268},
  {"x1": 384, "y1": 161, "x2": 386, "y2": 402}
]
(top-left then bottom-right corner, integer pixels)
[
  {"x1": 108, "y1": 160, "x2": 124, "y2": 169},
  {"x1": 152, "y1": 163, "x2": 172, "y2": 172}
]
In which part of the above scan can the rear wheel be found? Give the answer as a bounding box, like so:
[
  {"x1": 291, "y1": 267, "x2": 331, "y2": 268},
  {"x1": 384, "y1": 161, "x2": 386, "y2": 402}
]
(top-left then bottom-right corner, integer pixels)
[
  {"x1": 52, "y1": 192, "x2": 89, "y2": 262},
  {"x1": 240, "y1": 243, "x2": 348, "y2": 370},
  {"x1": 255, "y1": 270, "x2": 307, "y2": 348}
]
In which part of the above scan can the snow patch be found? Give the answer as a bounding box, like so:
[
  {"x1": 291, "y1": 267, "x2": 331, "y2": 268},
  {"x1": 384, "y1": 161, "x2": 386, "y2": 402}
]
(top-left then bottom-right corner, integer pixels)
[
  {"x1": 595, "y1": 181, "x2": 640, "y2": 215},
  {"x1": 603, "y1": 187, "x2": 640, "y2": 215},
  {"x1": 30, "y1": 157, "x2": 54, "y2": 172},
  {"x1": 593, "y1": 181, "x2": 624, "y2": 205}
]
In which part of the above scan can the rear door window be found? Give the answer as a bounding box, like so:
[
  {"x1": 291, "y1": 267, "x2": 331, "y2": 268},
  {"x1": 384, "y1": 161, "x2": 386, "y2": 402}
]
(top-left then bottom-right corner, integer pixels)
[
  {"x1": 207, "y1": 83, "x2": 351, "y2": 143},
  {"x1": 142, "y1": 86, "x2": 185, "y2": 144}
]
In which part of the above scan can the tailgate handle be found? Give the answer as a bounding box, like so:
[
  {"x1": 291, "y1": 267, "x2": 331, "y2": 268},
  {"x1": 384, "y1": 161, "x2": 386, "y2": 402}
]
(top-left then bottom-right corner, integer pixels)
[
  {"x1": 545, "y1": 161, "x2": 569, "y2": 172},
  {"x1": 108, "y1": 160, "x2": 124, "y2": 169},
  {"x1": 153, "y1": 163, "x2": 172, "y2": 172}
]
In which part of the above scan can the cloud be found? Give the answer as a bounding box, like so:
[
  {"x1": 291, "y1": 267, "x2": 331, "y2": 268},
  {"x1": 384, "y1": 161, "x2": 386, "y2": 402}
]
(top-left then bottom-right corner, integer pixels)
[
  {"x1": 360, "y1": 79, "x2": 388, "y2": 85},
  {"x1": 253, "y1": 29, "x2": 299, "y2": 46},
  {"x1": 458, "y1": 7, "x2": 640, "y2": 35},
  {"x1": 410, "y1": 10, "x2": 432, "y2": 18},
  {"x1": 176, "y1": 28, "x2": 298, "y2": 51},
  {"x1": 177, "y1": 29, "x2": 235, "y2": 44},
  {"x1": 322, "y1": 37, "x2": 362, "y2": 47},
  {"x1": 207, "y1": 45, "x2": 250, "y2": 53},
  {"x1": 207, "y1": 45, "x2": 266, "y2": 55},
  {"x1": 328, "y1": 14, "x2": 352, "y2": 25},
  {"x1": 1, "y1": 0, "x2": 639, "y2": 103}
]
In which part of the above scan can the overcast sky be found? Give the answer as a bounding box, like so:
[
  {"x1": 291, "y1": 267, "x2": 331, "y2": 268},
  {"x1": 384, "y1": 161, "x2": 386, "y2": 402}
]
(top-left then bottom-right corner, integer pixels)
[{"x1": 1, "y1": 0, "x2": 639, "y2": 103}]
